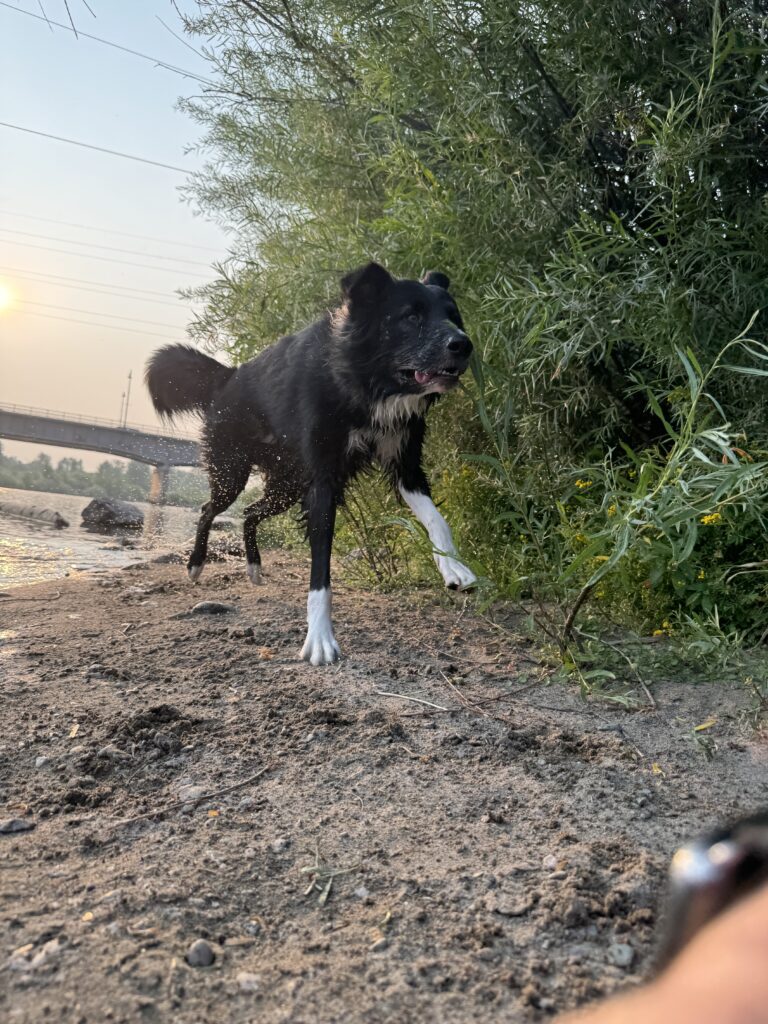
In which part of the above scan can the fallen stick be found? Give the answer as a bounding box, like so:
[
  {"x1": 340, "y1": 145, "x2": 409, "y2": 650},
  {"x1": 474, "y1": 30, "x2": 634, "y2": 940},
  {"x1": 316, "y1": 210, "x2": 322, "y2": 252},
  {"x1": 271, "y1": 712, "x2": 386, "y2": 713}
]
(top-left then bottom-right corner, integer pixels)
[
  {"x1": 374, "y1": 689, "x2": 450, "y2": 711},
  {"x1": 109, "y1": 763, "x2": 273, "y2": 826}
]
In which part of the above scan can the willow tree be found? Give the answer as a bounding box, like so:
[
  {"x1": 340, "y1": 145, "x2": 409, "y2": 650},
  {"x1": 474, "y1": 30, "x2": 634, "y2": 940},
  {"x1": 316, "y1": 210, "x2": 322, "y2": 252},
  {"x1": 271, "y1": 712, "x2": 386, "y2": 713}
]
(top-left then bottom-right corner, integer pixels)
[{"x1": 181, "y1": 2, "x2": 768, "y2": 644}]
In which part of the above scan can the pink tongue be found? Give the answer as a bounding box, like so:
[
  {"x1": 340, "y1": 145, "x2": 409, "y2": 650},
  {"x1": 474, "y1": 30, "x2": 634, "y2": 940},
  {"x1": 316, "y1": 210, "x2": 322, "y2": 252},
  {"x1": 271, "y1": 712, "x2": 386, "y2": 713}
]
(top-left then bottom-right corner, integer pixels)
[{"x1": 415, "y1": 371, "x2": 433, "y2": 385}]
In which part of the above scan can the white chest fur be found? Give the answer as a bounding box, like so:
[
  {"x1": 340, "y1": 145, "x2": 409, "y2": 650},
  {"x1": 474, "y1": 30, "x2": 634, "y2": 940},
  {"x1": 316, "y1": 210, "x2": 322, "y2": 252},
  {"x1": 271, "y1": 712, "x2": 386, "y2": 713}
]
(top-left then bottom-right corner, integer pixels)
[{"x1": 347, "y1": 394, "x2": 427, "y2": 467}]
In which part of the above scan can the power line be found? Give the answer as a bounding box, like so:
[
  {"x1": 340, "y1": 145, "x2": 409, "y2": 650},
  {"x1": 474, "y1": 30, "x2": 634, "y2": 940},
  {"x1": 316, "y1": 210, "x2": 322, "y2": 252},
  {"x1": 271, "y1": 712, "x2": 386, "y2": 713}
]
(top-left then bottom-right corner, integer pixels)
[
  {"x1": 0, "y1": 227, "x2": 211, "y2": 268},
  {"x1": 0, "y1": 239, "x2": 212, "y2": 277},
  {"x1": 0, "y1": 121, "x2": 190, "y2": 174},
  {"x1": 5, "y1": 276, "x2": 187, "y2": 309},
  {"x1": 0, "y1": 2, "x2": 214, "y2": 86},
  {"x1": 0, "y1": 264, "x2": 195, "y2": 302},
  {"x1": 0, "y1": 209, "x2": 223, "y2": 253},
  {"x1": 10, "y1": 308, "x2": 183, "y2": 340},
  {"x1": 18, "y1": 299, "x2": 183, "y2": 330}
]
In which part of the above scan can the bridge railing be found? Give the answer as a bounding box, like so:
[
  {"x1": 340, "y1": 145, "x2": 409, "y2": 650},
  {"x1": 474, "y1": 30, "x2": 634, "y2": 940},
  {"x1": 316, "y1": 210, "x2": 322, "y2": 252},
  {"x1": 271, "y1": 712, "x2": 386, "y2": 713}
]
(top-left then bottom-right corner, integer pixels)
[{"x1": 0, "y1": 402, "x2": 199, "y2": 442}]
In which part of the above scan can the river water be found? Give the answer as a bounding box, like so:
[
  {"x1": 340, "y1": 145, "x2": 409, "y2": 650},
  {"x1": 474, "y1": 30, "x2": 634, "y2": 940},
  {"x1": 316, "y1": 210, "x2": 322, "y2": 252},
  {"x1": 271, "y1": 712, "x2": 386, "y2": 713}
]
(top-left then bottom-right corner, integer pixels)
[{"x1": 0, "y1": 487, "x2": 202, "y2": 590}]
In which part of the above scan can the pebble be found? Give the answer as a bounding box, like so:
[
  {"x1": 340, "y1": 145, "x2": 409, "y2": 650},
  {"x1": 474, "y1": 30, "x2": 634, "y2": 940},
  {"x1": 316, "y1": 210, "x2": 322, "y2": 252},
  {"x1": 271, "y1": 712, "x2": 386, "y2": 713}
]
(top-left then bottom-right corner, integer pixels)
[
  {"x1": 191, "y1": 601, "x2": 236, "y2": 616},
  {"x1": 369, "y1": 936, "x2": 389, "y2": 953},
  {"x1": 178, "y1": 785, "x2": 206, "y2": 805},
  {"x1": 0, "y1": 817, "x2": 36, "y2": 834},
  {"x1": 484, "y1": 892, "x2": 534, "y2": 917},
  {"x1": 607, "y1": 942, "x2": 635, "y2": 968},
  {"x1": 97, "y1": 745, "x2": 132, "y2": 762},
  {"x1": 35, "y1": 756, "x2": 50, "y2": 769},
  {"x1": 185, "y1": 938, "x2": 215, "y2": 967},
  {"x1": 353, "y1": 885, "x2": 371, "y2": 901},
  {"x1": 238, "y1": 797, "x2": 256, "y2": 812},
  {"x1": 270, "y1": 836, "x2": 291, "y2": 853},
  {"x1": 236, "y1": 971, "x2": 260, "y2": 992},
  {"x1": 542, "y1": 854, "x2": 558, "y2": 870}
]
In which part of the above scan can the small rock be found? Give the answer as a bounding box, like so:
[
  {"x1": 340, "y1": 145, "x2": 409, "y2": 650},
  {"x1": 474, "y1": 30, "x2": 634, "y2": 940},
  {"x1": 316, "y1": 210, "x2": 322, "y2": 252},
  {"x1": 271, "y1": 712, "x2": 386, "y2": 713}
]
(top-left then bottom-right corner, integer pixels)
[
  {"x1": 238, "y1": 797, "x2": 256, "y2": 812},
  {"x1": 0, "y1": 817, "x2": 35, "y2": 834},
  {"x1": 236, "y1": 971, "x2": 260, "y2": 992},
  {"x1": 542, "y1": 854, "x2": 558, "y2": 870},
  {"x1": 607, "y1": 942, "x2": 635, "y2": 968},
  {"x1": 485, "y1": 892, "x2": 534, "y2": 917},
  {"x1": 369, "y1": 936, "x2": 389, "y2": 953},
  {"x1": 35, "y1": 756, "x2": 50, "y2": 769},
  {"x1": 97, "y1": 744, "x2": 132, "y2": 762},
  {"x1": 270, "y1": 836, "x2": 291, "y2": 853},
  {"x1": 178, "y1": 785, "x2": 206, "y2": 805},
  {"x1": 353, "y1": 885, "x2": 371, "y2": 901},
  {"x1": 191, "y1": 602, "x2": 236, "y2": 616},
  {"x1": 185, "y1": 938, "x2": 215, "y2": 967}
]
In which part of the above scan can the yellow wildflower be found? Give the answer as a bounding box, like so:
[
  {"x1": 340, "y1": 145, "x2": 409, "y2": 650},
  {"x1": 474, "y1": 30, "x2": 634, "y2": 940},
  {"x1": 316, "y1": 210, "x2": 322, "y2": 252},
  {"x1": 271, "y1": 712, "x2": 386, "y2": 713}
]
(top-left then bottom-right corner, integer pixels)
[
  {"x1": 607, "y1": 504, "x2": 617, "y2": 517},
  {"x1": 700, "y1": 512, "x2": 722, "y2": 526},
  {"x1": 652, "y1": 629, "x2": 665, "y2": 636},
  {"x1": 575, "y1": 479, "x2": 593, "y2": 490},
  {"x1": 697, "y1": 569, "x2": 706, "y2": 580}
]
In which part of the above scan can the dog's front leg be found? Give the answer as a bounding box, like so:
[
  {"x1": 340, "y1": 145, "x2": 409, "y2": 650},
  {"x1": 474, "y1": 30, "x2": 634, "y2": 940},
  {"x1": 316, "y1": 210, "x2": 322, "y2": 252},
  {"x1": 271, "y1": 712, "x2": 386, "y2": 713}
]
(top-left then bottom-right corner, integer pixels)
[
  {"x1": 398, "y1": 483, "x2": 477, "y2": 591},
  {"x1": 300, "y1": 480, "x2": 341, "y2": 666}
]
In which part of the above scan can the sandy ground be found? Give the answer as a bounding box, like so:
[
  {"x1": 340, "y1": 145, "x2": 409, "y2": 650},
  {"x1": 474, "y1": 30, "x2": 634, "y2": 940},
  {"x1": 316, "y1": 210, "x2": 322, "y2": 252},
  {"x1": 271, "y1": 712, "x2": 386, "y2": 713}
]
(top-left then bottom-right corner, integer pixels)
[{"x1": 1, "y1": 552, "x2": 767, "y2": 1024}]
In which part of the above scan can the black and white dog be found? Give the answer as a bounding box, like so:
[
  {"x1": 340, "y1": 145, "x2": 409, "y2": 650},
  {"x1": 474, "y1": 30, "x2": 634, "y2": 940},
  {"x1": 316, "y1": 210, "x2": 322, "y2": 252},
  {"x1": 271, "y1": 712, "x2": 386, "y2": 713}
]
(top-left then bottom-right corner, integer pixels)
[{"x1": 145, "y1": 262, "x2": 476, "y2": 665}]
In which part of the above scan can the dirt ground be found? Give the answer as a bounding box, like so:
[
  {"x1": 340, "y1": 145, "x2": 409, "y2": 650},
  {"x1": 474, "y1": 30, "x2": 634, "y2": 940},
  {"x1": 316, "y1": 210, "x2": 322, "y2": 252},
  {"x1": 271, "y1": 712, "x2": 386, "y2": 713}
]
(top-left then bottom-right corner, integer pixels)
[{"x1": 2, "y1": 551, "x2": 768, "y2": 1024}]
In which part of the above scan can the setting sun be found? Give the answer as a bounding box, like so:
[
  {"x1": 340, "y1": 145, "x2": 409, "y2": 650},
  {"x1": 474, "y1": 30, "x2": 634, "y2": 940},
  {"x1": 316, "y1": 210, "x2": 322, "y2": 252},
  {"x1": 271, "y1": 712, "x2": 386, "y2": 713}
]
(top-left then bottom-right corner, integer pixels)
[{"x1": 0, "y1": 282, "x2": 14, "y2": 313}]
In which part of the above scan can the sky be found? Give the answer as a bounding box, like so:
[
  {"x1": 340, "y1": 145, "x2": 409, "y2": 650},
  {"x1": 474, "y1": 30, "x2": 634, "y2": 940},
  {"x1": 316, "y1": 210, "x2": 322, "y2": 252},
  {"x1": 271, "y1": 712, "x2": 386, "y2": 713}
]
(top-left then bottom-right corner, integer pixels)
[{"x1": 0, "y1": 0, "x2": 230, "y2": 469}]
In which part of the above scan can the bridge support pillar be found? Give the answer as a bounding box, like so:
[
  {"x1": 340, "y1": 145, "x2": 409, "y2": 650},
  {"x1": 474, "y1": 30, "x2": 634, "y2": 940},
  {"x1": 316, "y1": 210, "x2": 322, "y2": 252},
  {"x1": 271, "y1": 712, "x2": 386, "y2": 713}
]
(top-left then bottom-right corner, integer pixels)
[{"x1": 149, "y1": 464, "x2": 170, "y2": 506}]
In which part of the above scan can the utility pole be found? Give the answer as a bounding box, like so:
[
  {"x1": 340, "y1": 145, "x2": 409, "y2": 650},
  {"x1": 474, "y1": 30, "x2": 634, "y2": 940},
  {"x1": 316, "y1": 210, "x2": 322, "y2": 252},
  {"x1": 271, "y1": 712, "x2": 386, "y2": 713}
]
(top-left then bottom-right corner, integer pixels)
[
  {"x1": 118, "y1": 391, "x2": 125, "y2": 425},
  {"x1": 123, "y1": 370, "x2": 133, "y2": 428}
]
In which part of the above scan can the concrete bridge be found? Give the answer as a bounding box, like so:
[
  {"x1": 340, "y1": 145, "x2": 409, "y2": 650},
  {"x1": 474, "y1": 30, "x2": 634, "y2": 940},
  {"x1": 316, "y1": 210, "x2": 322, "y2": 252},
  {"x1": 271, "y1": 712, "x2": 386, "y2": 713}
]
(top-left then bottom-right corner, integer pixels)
[{"x1": 0, "y1": 403, "x2": 201, "y2": 504}]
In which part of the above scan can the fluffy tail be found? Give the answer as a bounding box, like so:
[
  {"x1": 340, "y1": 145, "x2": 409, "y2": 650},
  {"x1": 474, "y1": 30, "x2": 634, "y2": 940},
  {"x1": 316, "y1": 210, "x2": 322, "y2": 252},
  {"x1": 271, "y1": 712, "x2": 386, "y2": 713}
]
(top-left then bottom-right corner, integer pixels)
[{"x1": 145, "y1": 344, "x2": 235, "y2": 419}]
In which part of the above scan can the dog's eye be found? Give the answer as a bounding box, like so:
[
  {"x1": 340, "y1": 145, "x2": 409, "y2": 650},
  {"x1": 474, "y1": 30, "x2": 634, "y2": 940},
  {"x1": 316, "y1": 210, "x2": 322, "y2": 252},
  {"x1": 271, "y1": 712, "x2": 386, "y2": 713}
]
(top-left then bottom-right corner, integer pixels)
[{"x1": 404, "y1": 311, "x2": 420, "y2": 324}]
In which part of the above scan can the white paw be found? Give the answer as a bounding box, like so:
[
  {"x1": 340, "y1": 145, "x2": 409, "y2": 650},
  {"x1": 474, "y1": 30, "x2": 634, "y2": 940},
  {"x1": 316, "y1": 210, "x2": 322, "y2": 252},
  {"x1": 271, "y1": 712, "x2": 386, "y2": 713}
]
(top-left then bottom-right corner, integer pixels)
[
  {"x1": 300, "y1": 588, "x2": 341, "y2": 666},
  {"x1": 188, "y1": 563, "x2": 204, "y2": 583},
  {"x1": 246, "y1": 561, "x2": 263, "y2": 585},
  {"x1": 300, "y1": 628, "x2": 341, "y2": 666},
  {"x1": 436, "y1": 556, "x2": 477, "y2": 591}
]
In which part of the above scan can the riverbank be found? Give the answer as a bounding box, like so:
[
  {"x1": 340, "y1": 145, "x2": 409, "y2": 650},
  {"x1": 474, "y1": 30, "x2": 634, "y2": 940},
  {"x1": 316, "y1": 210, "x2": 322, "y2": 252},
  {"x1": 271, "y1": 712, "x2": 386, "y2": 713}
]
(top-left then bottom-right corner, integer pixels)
[
  {"x1": 0, "y1": 486, "x2": 199, "y2": 589},
  {"x1": 1, "y1": 555, "x2": 767, "y2": 1023}
]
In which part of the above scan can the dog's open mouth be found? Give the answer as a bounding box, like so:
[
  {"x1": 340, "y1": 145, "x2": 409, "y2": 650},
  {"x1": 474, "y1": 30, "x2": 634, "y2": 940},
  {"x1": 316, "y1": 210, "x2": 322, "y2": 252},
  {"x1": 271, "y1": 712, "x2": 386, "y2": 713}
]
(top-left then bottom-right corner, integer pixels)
[{"x1": 402, "y1": 367, "x2": 463, "y2": 390}]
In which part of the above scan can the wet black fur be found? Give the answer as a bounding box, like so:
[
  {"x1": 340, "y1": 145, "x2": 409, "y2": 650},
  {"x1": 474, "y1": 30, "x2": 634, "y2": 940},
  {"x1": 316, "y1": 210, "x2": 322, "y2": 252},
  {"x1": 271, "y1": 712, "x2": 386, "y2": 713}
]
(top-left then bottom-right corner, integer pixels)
[{"x1": 145, "y1": 262, "x2": 472, "y2": 593}]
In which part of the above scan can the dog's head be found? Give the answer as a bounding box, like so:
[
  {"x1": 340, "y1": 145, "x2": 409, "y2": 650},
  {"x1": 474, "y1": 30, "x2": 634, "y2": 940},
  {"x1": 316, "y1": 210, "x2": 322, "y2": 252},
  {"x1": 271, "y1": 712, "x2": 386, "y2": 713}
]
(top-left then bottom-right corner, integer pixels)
[{"x1": 337, "y1": 262, "x2": 472, "y2": 397}]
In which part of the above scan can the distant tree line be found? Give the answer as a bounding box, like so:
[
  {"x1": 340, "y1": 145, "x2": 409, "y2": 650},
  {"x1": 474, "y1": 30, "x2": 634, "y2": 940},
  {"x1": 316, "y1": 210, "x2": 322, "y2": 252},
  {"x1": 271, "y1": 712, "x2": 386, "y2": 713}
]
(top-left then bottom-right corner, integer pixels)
[{"x1": 0, "y1": 443, "x2": 209, "y2": 508}]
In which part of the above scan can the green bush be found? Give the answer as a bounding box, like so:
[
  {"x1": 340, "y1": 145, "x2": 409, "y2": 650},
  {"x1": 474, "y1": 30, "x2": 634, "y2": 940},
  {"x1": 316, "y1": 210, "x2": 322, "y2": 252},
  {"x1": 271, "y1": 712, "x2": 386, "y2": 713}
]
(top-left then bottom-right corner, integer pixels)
[{"x1": 180, "y1": 1, "x2": 768, "y2": 653}]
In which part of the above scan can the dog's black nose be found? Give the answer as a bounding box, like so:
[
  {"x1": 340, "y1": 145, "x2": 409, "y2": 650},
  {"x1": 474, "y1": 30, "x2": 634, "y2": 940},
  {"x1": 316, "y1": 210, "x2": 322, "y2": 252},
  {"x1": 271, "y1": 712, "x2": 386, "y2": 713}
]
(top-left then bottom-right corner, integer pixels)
[{"x1": 446, "y1": 334, "x2": 472, "y2": 358}]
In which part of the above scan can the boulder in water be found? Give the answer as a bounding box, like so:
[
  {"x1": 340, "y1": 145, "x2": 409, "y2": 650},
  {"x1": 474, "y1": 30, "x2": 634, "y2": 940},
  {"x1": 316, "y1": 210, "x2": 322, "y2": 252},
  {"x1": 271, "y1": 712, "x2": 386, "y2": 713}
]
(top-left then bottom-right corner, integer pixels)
[{"x1": 81, "y1": 498, "x2": 144, "y2": 531}]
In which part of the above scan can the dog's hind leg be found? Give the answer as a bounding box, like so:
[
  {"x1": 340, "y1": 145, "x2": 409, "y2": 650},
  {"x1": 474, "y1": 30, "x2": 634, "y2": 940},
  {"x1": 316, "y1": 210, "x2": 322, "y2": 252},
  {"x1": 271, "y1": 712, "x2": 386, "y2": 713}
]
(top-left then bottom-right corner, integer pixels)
[
  {"x1": 188, "y1": 461, "x2": 250, "y2": 583},
  {"x1": 242, "y1": 483, "x2": 300, "y2": 584},
  {"x1": 299, "y1": 479, "x2": 341, "y2": 666}
]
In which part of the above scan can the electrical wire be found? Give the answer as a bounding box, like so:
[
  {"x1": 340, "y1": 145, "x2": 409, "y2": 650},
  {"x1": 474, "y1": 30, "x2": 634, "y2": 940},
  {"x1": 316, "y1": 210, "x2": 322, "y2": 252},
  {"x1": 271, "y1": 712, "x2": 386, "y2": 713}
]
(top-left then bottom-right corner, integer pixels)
[
  {"x1": 0, "y1": 121, "x2": 190, "y2": 174},
  {"x1": 10, "y1": 308, "x2": 184, "y2": 340},
  {"x1": 0, "y1": 264, "x2": 194, "y2": 302},
  {"x1": 0, "y1": 264, "x2": 195, "y2": 299},
  {"x1": 18, "y1": 299, "x2": 184, "y2": 330},
  {"x1": 0, "y1": 239, "x2": 212, "y2": 277},
  {"x1": 0, "y1": 209, "x2": 222, "y2": 253},
  {"x1": 0, "y1": 1, "x2": 214, "y2": 86},
  {"x1": 0, "y1": 227, "x2": 211, "y2": 268}
]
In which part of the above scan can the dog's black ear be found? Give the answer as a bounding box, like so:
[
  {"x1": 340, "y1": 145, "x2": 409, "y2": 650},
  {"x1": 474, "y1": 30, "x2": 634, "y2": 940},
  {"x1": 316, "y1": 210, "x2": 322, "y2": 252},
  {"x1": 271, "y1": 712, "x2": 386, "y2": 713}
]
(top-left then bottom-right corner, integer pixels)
[
  {"x1": 421, "y1": 270, "x2": 450, "y2": 290},
  {"x1": 341, "y1": 262, "x2": 393, "y2": 304}
]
